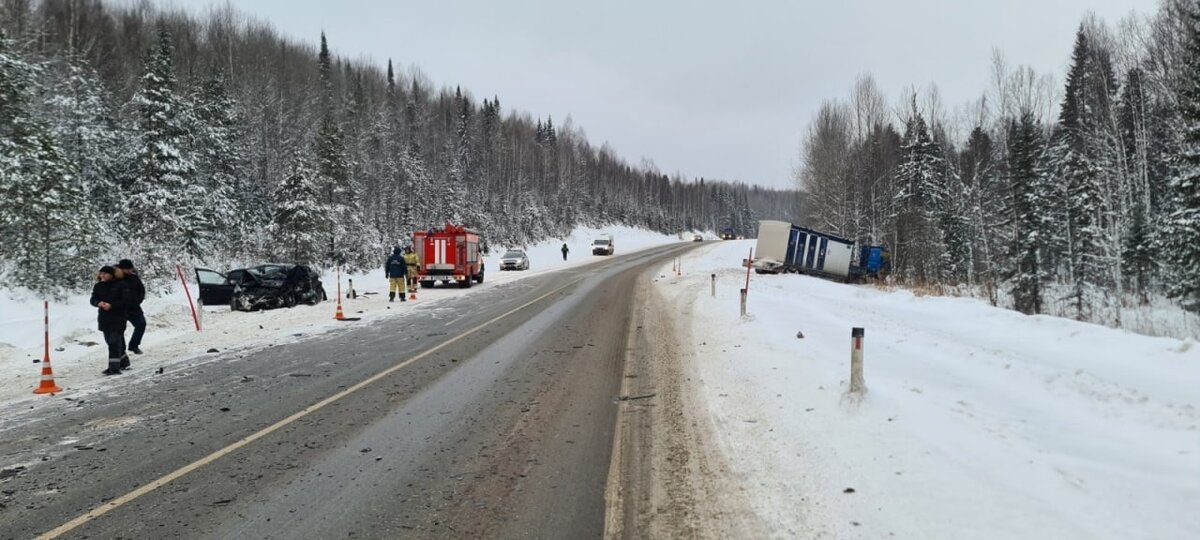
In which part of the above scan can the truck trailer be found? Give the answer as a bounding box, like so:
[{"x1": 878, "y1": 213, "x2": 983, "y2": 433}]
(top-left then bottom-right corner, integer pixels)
[{"x1": 752, "y1": 220, "x2": 885, "y2": 282}]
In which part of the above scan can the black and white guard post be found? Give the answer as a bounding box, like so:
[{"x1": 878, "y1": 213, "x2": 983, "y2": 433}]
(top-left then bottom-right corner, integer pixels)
[
  {"x1": 711, "y1": 273, "x2": 716, "y2": 297},
  {"x1": 850, "y1": 327, "x2": 866, "y2": 394}
]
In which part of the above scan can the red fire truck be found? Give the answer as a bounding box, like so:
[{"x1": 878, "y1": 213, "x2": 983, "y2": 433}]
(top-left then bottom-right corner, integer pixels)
[{"x1": 413, "y1": 224, "x2": 485, "y2": 288}]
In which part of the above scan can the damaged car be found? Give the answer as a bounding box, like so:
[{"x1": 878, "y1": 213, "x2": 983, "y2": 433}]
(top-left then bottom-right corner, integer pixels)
[{"x1": 196, "y1": 264, "x2": 327, "y2": 312}]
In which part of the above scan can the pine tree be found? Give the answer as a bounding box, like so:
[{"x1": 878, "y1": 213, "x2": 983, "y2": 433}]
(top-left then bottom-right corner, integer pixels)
[
  {"x1": 127, "y1": 29, "x2": 207, "y2": 269},
  {"x1": 271, "y1": 152, "x2": 331, "y2": 264},
  {"x1": 191, "y1": 71, "x2": 245, "y2": 257},
  {"x1": 1007, "y1": 113, "x2": 1051, "y2": 315},
  {"x1": 1053, "y1": 25, "x2": 1118, "y2": 320},
  {"x1": 893, "y1": 109, "x2": 946, "y2": 283},
  {"x1": 1165, "y1": 1, "x2": 1200, "y2": 312},
  {"x1": 0, "y1": 33, "x2": 97, "y2": 294}
]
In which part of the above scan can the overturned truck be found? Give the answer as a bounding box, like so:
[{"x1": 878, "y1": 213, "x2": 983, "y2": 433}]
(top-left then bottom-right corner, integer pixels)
[{"x1": 752, "y1": 220, "x2": 886, "y2": 282}]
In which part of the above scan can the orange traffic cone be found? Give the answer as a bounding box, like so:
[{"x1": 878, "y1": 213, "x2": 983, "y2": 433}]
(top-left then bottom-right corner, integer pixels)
[
  {"x1": 34, "y1": 301, "x2": 62, "y2": 395},
  {"x1": 334, "y1": 296, "x2": 346, "y2": 320},
  {"x1": 33, "y1": 361, "x2": 62, "y2": 395}
]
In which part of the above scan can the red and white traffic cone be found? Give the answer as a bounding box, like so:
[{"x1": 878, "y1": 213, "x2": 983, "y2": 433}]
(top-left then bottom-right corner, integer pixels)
[{"x1": 34, "y1": 301, "x2": 63, "y2": 395}]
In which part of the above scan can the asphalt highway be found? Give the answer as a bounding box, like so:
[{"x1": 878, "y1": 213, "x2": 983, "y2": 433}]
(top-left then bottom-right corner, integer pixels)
[{"x1": 0, "y1": 243, "x2": 695, "y2": 540}]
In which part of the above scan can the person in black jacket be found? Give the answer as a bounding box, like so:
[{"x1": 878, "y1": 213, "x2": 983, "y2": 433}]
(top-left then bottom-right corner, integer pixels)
[
  {"x1": 385, "y1": 246, "x2": 408, "y2": 302},
  {"x1": 116, "y1": 259, "x2": 146, "y2": 363},
  {"x1": 91, "y1": 265, "x2": 131, "y2": 376}
]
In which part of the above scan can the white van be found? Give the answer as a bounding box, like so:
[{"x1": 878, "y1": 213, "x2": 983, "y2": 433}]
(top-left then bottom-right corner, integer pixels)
[{"x1": 592, "y1": 234, "x2": 615, "y2": 255}]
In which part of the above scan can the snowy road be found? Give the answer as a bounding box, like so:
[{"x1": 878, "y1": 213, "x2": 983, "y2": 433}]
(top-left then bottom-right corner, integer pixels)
[{"x1": 0, "y1": 243, "x2": 698, "y2": 539}]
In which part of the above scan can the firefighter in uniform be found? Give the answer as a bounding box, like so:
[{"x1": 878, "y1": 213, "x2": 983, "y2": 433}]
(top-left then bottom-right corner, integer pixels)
[
  {"x1": 385, "y1": 247, "x2": 408, "y2": 302},
  {"x1": 403, "y1": 246, "x2": 420, "y2": 292}
]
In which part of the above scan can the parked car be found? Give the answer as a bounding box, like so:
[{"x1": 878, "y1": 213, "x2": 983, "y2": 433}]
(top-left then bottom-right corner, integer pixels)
[
  {"x1": 499, "y1": 249, "x2": 530, "y2": 271},
  {"x1": 693, "y1": 234, "x2": 704, "y2": 242},
  {"x1": 196, "y1": 264, "x2": 326, "y2": 311}
]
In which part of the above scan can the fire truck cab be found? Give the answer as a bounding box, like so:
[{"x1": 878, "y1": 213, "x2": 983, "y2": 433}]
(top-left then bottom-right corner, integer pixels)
[{"x1": 413, "y1": 224, "x2": 486, "y2": 288}]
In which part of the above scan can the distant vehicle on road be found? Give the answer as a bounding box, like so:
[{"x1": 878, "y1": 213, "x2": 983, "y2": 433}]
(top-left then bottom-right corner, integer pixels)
[
  {"x1": 196, "y1": 264, "x2": 326, "y2": 311},
  {"x1": 499, "y1": 249, "x2": 530, "y2": 271},
  {"x1": 721, "y1": 228, "x2": 736, "y2": 240},
  {"x1": 592, "y1": 234, "x2": 615, "y2": 255},
  {"x1": 692, "y1": 234, "x2": 704, "y2": 242}
]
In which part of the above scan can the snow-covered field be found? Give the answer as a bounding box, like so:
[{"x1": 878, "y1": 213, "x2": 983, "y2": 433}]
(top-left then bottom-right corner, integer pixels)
[
  {"x1": 658, "y1": 239, "x2": 1200, "y2": 539},
  {"x1": 5, "y1": 229, "x2": 1196, "y2": 538},
  {"x1": 0, "y1": 225, "x2": 688, "y2": 407}
]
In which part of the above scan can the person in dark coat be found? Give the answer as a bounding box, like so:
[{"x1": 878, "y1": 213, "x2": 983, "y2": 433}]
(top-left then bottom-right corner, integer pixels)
[
  {"x1": 385, "y1": 246, "x2": 408, "y2": 302},
  {"x1": 116, "y1": 259, "x2": 146, "y2": 364},
  {"x1": 91, "y1": 265, "x2": 131, "y2": 375},
  {"x1": 561, "y1": 243, "x2": 569, "y2": 261}
]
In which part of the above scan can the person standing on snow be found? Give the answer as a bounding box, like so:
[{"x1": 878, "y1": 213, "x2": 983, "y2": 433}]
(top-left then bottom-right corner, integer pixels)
[
  {"x1": 385, "y1": 246, "x2": 408, "y2": 302},
  {"x1": 561, "y1": 243, "x2": 569, "y2": 261},
  {"x1": 91, "y1": 265, "x2": 131, "y2": 376},
  {"x1": 403, "y1": 246, "x2": 420, "y2": 293},
  {"x1": 116, "y1": 259, "x2": 146, "y2": 365}
]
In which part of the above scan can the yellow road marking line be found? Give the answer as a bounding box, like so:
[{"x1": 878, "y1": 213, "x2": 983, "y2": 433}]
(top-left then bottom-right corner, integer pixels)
[{"x1": 38, "y1": 279, "x2": 580, "y2": 539}]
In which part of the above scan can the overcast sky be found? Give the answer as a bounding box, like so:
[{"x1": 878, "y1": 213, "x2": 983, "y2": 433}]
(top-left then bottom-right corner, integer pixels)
[{"x1": 187, "y1": 0, "x2": 1158, "y2": 190}]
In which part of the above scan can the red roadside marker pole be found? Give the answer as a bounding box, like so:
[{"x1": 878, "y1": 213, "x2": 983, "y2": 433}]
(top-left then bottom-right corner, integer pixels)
[{"x1": 177, "y1": 264, "x2": 201, "y2": 331}]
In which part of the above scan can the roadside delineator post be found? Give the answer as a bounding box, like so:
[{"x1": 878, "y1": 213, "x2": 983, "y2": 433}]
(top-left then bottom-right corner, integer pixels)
[
  {"x1": 739, "y1": 288, "x2": 748, "y2": 317},
  {"x1": 850, "y1": 327, "x2": 866, "y2": 394},
  {"x1": 33, "y1": 300, "x2": 63, "y2": 395},
  {"x1": 334, "y1": 266, "x2": 347, "y2": 320},
  {"x1": 176, "y1": 264, "x2": 201, "y2": 331},
  {"x1": 711, "y1": 273, "x2": 716, "y2": 297}
]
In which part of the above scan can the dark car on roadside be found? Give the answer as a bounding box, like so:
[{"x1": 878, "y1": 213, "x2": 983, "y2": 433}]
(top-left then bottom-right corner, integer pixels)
[{"x1": 196, "y1": 264, "x2": 326, "y2": 311}]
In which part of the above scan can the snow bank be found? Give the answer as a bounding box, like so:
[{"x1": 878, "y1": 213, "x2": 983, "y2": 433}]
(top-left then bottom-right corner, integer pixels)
[{"x1": 657, "y1": 239, "x2": 1200, "y2": 539}]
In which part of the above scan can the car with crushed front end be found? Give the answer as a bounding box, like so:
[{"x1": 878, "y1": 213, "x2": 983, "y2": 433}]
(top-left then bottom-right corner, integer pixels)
[{"x1": 196, "y1": 264, "x2": 326, "y2": 311}]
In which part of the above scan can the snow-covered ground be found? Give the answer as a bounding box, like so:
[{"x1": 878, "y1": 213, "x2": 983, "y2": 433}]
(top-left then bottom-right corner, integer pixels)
[
  {"x1": 658, "y1": 239, "x2": 1200, "y2": 539},
  {"x1": 6, "y1": 230, "x2": 1196, "y2": 538},
  {"x1": 0, "y1": 225, "x2": 689, "y2": 407}
]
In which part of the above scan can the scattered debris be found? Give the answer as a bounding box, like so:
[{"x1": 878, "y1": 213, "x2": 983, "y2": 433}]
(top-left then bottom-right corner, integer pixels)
[
  {"x1": 0, "y1": 467, "x2": 26, "y2": 479},
  {"x1": 207, "y1": 348, "x2": 219, "y2": 353},
  {"x1": 796, "y1": 331, "x2": 805, "y2": 339},
  {"x1": 156, "y1": 367, "x2": 164, "y2": 374},
  {"x1": 219, "y1": 407, "x2": 231, "y2": 412},
  {"x1": 844, "y1": 487, "x2": 856, "y2": 494},
  {"x1": 617, "y1": 393, "x2": 657, "y2": 401}
]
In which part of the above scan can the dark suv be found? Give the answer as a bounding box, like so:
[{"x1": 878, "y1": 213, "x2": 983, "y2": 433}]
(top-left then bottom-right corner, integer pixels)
[{"x1": 196, "y1": 264, "x2": 326, "y2": 311}]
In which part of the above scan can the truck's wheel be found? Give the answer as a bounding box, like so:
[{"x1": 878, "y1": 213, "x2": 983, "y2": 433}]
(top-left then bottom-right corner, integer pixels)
[
  {"x1": 460, "y1": 277, "x2": 472, "y2": 288},
  {"x1": 476, "y1": 270, "x2": 484, "y2": 284},
  {"x1": 421, "y1": 280, "x2": 434, "y2": 289}
]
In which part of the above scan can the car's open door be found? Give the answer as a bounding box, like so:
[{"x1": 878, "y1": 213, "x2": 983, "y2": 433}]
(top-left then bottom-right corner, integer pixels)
[{"x1": 195, "y1": 268, "x2": 233, "y2": 306}]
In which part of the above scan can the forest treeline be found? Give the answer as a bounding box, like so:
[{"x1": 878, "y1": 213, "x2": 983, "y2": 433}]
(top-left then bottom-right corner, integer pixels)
[
  {"x1": 795, "y1": 0, "x2": 1200, "y2": 322},
  {"x1": 0, "y1": 0, "x2": 799, "y2": 295}
]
